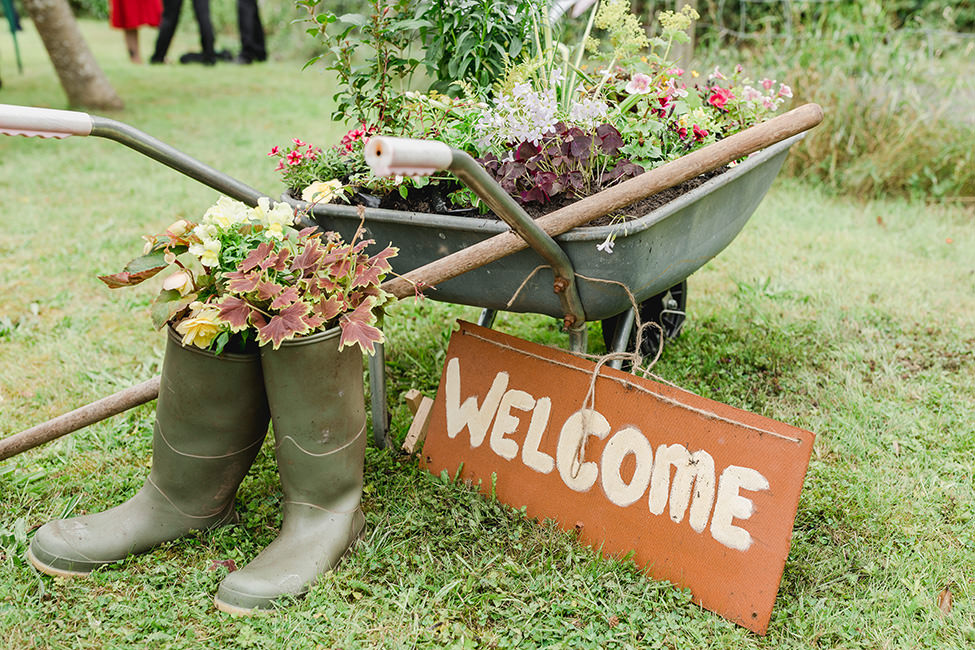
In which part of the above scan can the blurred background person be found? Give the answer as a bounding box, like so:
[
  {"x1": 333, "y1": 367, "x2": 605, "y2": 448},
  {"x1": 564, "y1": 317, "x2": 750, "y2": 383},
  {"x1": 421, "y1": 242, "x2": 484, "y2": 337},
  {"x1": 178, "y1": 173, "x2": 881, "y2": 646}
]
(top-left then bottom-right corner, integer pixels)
[{"x1": 111, "y1": 0, "x2": 162, "y2": 63}]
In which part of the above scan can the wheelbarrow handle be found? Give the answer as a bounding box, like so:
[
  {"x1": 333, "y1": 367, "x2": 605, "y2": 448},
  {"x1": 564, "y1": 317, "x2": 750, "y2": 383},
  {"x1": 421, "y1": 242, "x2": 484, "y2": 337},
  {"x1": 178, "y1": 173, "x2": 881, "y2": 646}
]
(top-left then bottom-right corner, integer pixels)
[
  {"x1": 0, "y1": 103, "x2": 268, "y2": 207},
  {"x1": 0, "y1": 103, "x2": 94, "y2": 138}
]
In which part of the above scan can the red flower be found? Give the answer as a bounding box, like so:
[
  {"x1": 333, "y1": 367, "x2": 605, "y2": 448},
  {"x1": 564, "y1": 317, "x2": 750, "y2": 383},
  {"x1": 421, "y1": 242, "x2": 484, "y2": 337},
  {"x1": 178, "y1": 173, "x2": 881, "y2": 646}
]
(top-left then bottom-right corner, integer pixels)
[
  {"x1": 693, "y1": 124, "x2": 708, "y2": 142},
  {"x1": 677, "y1": 126, "x2": 688, "y2": 139},
  {"x1": 292, "y1": 138, "x2": 306, "y2": 147},
  {"x1": 286, "y1": 150, "x2": 303, "y2": 166},
  {"x1": 267, "y1": 145, "x2": 280, "y2": 157},
  {"x1": 707, "y1": 86, "x2": 734, "y2": 109}
]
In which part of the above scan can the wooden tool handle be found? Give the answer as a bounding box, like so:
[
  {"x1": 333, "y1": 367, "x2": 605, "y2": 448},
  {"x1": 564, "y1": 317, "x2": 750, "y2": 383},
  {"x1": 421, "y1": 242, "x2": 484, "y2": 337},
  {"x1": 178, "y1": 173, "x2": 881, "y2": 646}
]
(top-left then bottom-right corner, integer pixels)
[{"x1": 382, "y1": 103, "x2": 823, "y2": 299}]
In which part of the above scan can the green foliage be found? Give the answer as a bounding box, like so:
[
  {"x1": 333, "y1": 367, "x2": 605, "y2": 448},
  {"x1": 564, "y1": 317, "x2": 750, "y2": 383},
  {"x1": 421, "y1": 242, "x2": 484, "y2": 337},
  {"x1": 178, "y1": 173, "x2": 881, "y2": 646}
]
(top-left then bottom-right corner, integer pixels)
[
  {"x1": 415, "y1": 0, "x2": 531, "y2": 95},
  {"x1": 298, "y1": 0, "x2": 425, "y2": 133}
]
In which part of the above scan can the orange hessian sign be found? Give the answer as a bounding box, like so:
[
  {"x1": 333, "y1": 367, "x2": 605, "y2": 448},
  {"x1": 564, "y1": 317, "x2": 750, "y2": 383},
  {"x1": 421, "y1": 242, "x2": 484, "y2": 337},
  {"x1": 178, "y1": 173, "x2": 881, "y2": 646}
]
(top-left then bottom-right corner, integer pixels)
[{"x1": 421, "y1": 322, "x2": 815, "y2": 634}]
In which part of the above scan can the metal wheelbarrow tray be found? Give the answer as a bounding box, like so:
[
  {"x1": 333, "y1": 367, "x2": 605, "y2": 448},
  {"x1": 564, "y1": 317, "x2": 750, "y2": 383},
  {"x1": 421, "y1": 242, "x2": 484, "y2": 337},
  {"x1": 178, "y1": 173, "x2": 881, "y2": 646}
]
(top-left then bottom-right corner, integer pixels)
[{"x1": 293, "y1": 135, "x2": 798, "y2": 324}]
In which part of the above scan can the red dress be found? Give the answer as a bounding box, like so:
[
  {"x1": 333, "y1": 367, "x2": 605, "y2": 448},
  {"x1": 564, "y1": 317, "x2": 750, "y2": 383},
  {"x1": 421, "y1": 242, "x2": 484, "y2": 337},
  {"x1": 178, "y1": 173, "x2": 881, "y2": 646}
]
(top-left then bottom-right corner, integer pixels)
[{"x1": 110, "y1": 0, "x2": 162, "y2": 29}]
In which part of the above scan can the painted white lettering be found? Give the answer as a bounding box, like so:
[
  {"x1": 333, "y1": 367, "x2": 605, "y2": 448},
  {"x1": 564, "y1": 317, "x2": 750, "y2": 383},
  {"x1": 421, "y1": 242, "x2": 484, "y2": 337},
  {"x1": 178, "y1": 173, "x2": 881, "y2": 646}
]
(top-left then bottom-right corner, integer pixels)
[
  {"x1": 710, "y1": 465, "x2": 770, "y2": 552},
  {"x1": 648, "y1": 444, "x2": 716, "y2": 533},
  {"x1": 556, "y1": 409, "x2": 611, "y2": 493},
  {"x1": 600, "y1": 427, "x2": 653, "y2": 507},
  {"x1": 489, "y1": 389, "x2": 534, "y2": 460},
  {"x1": 444, "y1": 357, "x2": 508, "y2": 448},
  {"x1": 521, "y1": 397, "x2": 555, "y2": 474}
]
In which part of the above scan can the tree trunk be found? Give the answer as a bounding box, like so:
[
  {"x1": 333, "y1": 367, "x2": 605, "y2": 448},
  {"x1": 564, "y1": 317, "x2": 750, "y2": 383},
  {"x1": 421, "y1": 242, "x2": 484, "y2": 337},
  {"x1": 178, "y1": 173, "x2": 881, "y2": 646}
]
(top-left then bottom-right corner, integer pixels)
[{"x1": 21, "y1": 0, "x2": 123, "y2": 110}]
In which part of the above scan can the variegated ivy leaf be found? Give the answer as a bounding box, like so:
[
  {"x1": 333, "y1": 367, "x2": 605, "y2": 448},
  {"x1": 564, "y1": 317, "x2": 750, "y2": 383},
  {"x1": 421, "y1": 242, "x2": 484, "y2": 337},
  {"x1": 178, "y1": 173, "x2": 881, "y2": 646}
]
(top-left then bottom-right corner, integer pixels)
[
  {"x1": 257, "y1": 301, "x2": 314, "y2": 349},
  {"x1": 226, "y1": 270, "x2": 261, "y2": 293},
  {"x1": 239, "y1": 241, "x2": 275, "y2": 273},
  {"x1": 256, "y1": 279, "x2": 284, "y2": 301},
  {"x1": 338, "y1": 298, "x2": 384, "y2": 355},
  {"x1": 217, "y1": 296, "x2": 255, "y2": 331},
  {"x1": 269, "y1": 286, "x2": 301, "y2": 309}
]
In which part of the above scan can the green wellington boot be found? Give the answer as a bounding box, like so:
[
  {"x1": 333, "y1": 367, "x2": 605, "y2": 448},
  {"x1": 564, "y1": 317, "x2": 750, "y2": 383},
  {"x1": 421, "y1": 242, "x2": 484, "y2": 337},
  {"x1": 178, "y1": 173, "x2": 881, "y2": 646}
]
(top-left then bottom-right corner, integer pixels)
[
  {"x1": 214, "y1": 326, "x2": 367, "y2": 614},
  {"x1": 27, "y1": 328, "x2": 270, "y2": 577}
]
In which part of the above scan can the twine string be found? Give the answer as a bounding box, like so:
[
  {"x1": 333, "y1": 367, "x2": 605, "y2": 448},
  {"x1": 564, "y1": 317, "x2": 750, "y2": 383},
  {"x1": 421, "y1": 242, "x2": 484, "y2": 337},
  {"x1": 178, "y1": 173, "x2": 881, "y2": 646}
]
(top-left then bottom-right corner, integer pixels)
[{"x1": 489, "y1": 265, "x2": 801, "y2": 478}]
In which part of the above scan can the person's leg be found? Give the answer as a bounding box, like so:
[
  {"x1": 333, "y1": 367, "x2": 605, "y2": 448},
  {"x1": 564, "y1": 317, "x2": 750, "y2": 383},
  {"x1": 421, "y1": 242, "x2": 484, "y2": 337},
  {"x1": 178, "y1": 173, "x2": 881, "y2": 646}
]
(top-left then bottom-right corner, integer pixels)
[
  {"x1": 236, "y1": 0, "x2": 266, "y2": 63},
  {"x1": 151, "y1": 0, "x2": 183, "y2": 63},
  {"x1": 125, "y1": 29, "x2": 142, "y2": 63},
  {"x1": 190, "y1": 0, "x2": 217, "y2": 63}
]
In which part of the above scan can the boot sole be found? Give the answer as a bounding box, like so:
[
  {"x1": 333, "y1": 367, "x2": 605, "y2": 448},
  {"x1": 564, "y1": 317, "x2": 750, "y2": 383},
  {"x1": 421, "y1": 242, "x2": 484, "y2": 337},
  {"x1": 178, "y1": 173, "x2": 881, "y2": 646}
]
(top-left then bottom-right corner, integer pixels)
[
  {"x1": 213, "y1": 595, "x2": 274, "y2": 616},
  {"x1": 26, "y1": 546, "x2": 92, "y2": 579}
]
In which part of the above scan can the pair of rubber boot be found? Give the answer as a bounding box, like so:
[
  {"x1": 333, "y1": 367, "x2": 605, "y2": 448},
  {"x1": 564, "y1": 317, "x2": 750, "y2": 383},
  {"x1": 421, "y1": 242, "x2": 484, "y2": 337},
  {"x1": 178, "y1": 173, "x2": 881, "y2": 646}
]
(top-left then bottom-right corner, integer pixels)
[{"x1": 27, "y1": 326, "x2": 367, "y2": 614}]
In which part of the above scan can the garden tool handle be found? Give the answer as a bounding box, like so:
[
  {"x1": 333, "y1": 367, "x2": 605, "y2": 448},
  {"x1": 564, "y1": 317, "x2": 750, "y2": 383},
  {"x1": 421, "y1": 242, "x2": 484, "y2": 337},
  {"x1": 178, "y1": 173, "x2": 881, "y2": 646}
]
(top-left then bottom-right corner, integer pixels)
[
  {"x1": 0, "y1": 103, "x2": 94, "y2": 138},
  {"x1": 0, "y1": 103, "x2": 268, "y2": 206},
  {"x1": 380, "y1": 102, "x2": 825, "y2": 300}
]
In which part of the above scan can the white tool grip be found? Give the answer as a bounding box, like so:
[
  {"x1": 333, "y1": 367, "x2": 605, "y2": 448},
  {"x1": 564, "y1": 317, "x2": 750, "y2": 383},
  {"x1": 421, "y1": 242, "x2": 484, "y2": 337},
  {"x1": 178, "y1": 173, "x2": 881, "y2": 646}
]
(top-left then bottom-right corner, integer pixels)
[
  {"x1": 0, "y1": 104, "x2": 94, "y2": 139},
  {"x1": 364, "y1": 136, "x2": 453, "y2": 178}
]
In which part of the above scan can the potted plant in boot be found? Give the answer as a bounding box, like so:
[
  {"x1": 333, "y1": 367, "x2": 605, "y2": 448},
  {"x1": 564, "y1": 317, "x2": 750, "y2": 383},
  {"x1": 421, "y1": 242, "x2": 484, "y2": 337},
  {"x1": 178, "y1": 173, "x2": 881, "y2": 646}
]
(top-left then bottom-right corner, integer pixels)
[{"x1": 28, "y1": 195, "x2": 397, "y2": 614}]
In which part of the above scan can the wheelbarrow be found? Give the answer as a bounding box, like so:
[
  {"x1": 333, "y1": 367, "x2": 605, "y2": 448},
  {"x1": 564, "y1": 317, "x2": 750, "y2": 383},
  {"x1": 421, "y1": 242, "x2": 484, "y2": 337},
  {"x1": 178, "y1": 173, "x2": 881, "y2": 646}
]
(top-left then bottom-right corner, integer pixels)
[{"x1": 0, "y1": 102, "x2": 823, "y2": 459}]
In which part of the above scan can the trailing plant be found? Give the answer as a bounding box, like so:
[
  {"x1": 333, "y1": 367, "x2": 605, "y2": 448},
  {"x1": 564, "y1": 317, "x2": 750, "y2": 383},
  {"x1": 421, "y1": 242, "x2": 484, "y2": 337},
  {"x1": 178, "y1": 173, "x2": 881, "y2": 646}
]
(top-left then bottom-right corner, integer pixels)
[{"x1": 99, "y1": 197, "x2": 397, "y2": 354}]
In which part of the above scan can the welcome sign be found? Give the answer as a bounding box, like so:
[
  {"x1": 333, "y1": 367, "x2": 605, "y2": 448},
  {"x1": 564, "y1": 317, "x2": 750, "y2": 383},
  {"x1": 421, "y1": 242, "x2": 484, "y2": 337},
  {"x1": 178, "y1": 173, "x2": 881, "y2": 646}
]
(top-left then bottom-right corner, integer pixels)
[{"x1": 421, "y1": 322, "x2": 815, "y2": 634}]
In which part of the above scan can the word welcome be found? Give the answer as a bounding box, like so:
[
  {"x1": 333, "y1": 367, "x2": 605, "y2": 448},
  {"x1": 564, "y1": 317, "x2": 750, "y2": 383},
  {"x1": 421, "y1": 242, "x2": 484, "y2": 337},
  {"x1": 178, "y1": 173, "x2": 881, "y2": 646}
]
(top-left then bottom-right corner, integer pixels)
[{"x1": 445, "y1": 358, "x2": 770, "y2": 552}]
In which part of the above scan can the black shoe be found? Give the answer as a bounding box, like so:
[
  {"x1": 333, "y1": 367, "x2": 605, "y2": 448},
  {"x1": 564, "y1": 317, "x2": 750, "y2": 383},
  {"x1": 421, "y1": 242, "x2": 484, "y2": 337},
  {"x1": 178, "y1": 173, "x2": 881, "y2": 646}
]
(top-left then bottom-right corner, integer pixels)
[
  {"x1": 149, "y1": 56, "x2": 165, "y2": 65},
  {"x1": 179, "y1": 52, "x2": 216, "y2": 66},
  {"x1": 233, "y1": 54, "x2": 253, "y2": 65}
]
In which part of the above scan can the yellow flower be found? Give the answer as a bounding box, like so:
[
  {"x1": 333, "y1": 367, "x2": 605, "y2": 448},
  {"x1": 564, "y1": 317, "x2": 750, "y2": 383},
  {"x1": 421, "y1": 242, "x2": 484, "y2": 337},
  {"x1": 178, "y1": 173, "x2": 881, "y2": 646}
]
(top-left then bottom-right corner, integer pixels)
[
  {"x1": 189, "y1": 238, "x2": 221, "y2": 267},
  {"x1": 203, "y1": 197, "x2": 249, "y2": 229},
  {"x1": 301, "y1": 180, "x2": 344, "y2": 205},
  {"x1": 175, "y1": 302, "x2": 223, "y2": 349},
  {"x1": 162, "y1": 270, "x2": 194, "y2": 296}
]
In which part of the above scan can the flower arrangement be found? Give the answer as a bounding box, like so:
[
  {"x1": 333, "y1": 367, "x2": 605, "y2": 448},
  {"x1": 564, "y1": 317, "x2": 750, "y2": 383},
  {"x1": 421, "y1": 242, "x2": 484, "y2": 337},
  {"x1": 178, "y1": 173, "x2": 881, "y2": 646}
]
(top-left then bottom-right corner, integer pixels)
[
  {"x1": 279, "y1": 0, "x2": 792, "y2": 214},
  {"x1": 99, "y1": 196, "x2": 397, "y2": 354}
]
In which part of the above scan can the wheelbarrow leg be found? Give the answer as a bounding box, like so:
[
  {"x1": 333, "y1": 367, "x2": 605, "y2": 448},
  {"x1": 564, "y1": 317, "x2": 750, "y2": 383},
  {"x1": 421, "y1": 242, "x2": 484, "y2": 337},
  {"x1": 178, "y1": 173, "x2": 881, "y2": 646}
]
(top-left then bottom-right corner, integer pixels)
[
  {"x1": 607, "y1": 308, "x2": 636, "y2": 370},
  {"x1": 477, "y1": 309, "x2": 498, "y2": 328},
  {"x1": 368, "y1": 343, "x2": 392, "y2": 449}
]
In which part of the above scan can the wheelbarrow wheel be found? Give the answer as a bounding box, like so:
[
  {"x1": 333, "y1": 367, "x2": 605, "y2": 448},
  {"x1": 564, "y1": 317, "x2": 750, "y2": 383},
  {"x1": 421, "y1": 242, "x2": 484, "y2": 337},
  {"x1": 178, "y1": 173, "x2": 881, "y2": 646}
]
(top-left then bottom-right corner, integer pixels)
[{"x1": 601, "y1": 280, "x2": 687, "y2": 361}]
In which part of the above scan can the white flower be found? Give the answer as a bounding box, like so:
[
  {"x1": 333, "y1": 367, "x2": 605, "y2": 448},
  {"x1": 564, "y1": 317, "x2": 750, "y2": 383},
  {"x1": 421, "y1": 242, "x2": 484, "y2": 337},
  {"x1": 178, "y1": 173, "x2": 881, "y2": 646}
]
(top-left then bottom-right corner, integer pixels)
[
  {"x1": 189, "y1": 238, "x2": 221, "y2": 267},
  {"x1": 596, "y1": 235, "x2": 615, "y2": 254},
  {"x1": 203, "y1": 197, "x2": 249, "y2": 229}
]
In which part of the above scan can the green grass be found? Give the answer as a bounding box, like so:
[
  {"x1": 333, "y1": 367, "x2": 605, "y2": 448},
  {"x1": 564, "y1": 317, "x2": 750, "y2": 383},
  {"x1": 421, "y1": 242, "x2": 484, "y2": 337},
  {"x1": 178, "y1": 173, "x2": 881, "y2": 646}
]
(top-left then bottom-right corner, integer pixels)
[{"x1": 2, "y1": 18, "x2": 975, "y2": 649}]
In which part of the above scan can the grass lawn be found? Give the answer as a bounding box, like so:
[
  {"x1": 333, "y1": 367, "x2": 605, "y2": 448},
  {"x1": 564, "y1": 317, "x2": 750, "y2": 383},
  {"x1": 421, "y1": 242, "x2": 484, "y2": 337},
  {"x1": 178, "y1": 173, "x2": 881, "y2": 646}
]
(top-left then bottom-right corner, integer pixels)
[{"x1": 2, "y1": 18, "x2": 974, "y2": 650}]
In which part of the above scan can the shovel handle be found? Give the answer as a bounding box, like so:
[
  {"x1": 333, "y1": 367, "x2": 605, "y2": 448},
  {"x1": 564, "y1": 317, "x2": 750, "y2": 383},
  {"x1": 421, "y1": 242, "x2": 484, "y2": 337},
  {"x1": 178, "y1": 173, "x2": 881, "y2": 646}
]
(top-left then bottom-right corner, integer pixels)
[{"x1": 0, "y1": 104, "x2": 94, "y2": 139}]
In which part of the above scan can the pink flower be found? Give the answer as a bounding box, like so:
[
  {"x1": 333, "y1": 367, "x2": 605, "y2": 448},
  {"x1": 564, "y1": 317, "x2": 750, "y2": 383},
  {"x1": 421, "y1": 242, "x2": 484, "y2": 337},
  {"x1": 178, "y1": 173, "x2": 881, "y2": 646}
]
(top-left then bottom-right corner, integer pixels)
[
  {"x1": 711, "y1": 66, "x2": 726, "y2": 81},
  {"x1": 667, "y1": 67, "x2": 684, "y2": 76},
  {"x1": 763, "y1": 97, "x2": 776, "y2": 110},
  {"x1": 286, "y1": 150, "x2": 303, "y2": 166},
  {"x1": 275, "y1": 160, "x2": 285, "y2": 172},
  {"x1": 707, "y1": 86, "x2": 734, "y2": 109},
  {"x1": 693, "y1": 124, "x2": 708, "y2": 142},
  {"x1": 778, "y1": 84, "x2": 793, "y2": 98},
  {"x1": 734, "y1": 64, "x2": 743, "y2": 74},
  {"x1": 760, "y1": 78, "x2": 775, "y2": 91},
  {"x1": 742, "y1": 85, "x2": 763, "y2": 102},
  {"x1": 625, "y1": 73, "x2": 653, "y2": 95},
  {"x1": 292, "y1": 138, "x2": 306, "y2": 147},
  {"x1": 267, "y1": 145, "x2": 280, "y2": 157}
]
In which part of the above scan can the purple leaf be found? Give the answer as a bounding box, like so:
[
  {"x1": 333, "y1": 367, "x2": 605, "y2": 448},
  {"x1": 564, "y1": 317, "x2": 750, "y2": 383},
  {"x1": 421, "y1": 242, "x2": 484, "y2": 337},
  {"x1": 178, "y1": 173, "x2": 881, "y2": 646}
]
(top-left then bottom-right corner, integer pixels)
[
  {"x1": 515, "y1": 141, "x2": 539, "y2": 162},
  {"x1": 595, "y1": 123, "x2": 624, "y2": 155}
]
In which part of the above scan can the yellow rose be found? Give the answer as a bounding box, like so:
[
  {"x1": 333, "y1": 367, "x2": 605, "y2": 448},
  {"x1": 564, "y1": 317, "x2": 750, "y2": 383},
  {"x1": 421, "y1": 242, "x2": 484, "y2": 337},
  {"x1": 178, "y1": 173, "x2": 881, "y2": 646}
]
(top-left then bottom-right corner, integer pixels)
[{"x1": 175, "y1": 302, "x2": 223, "y2": 348}]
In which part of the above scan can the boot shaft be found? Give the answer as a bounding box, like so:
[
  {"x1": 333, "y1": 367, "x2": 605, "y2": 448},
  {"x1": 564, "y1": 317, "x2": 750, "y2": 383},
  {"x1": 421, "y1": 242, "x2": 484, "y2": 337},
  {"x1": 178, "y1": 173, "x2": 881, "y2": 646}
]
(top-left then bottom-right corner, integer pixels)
[
  {"x1": 150, "y1": 329, "x2": 270, "y2": 514},
  {"x1": 260, "y1": 327, "x2": 366, "y2": 513}
]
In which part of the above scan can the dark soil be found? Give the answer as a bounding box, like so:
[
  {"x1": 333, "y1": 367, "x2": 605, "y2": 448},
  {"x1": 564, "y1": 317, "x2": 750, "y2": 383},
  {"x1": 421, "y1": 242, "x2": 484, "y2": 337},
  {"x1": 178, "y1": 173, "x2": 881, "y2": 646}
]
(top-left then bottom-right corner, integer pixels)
[{"x1": 337, "y1": 167, "x2": 728, "y2": 227}]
